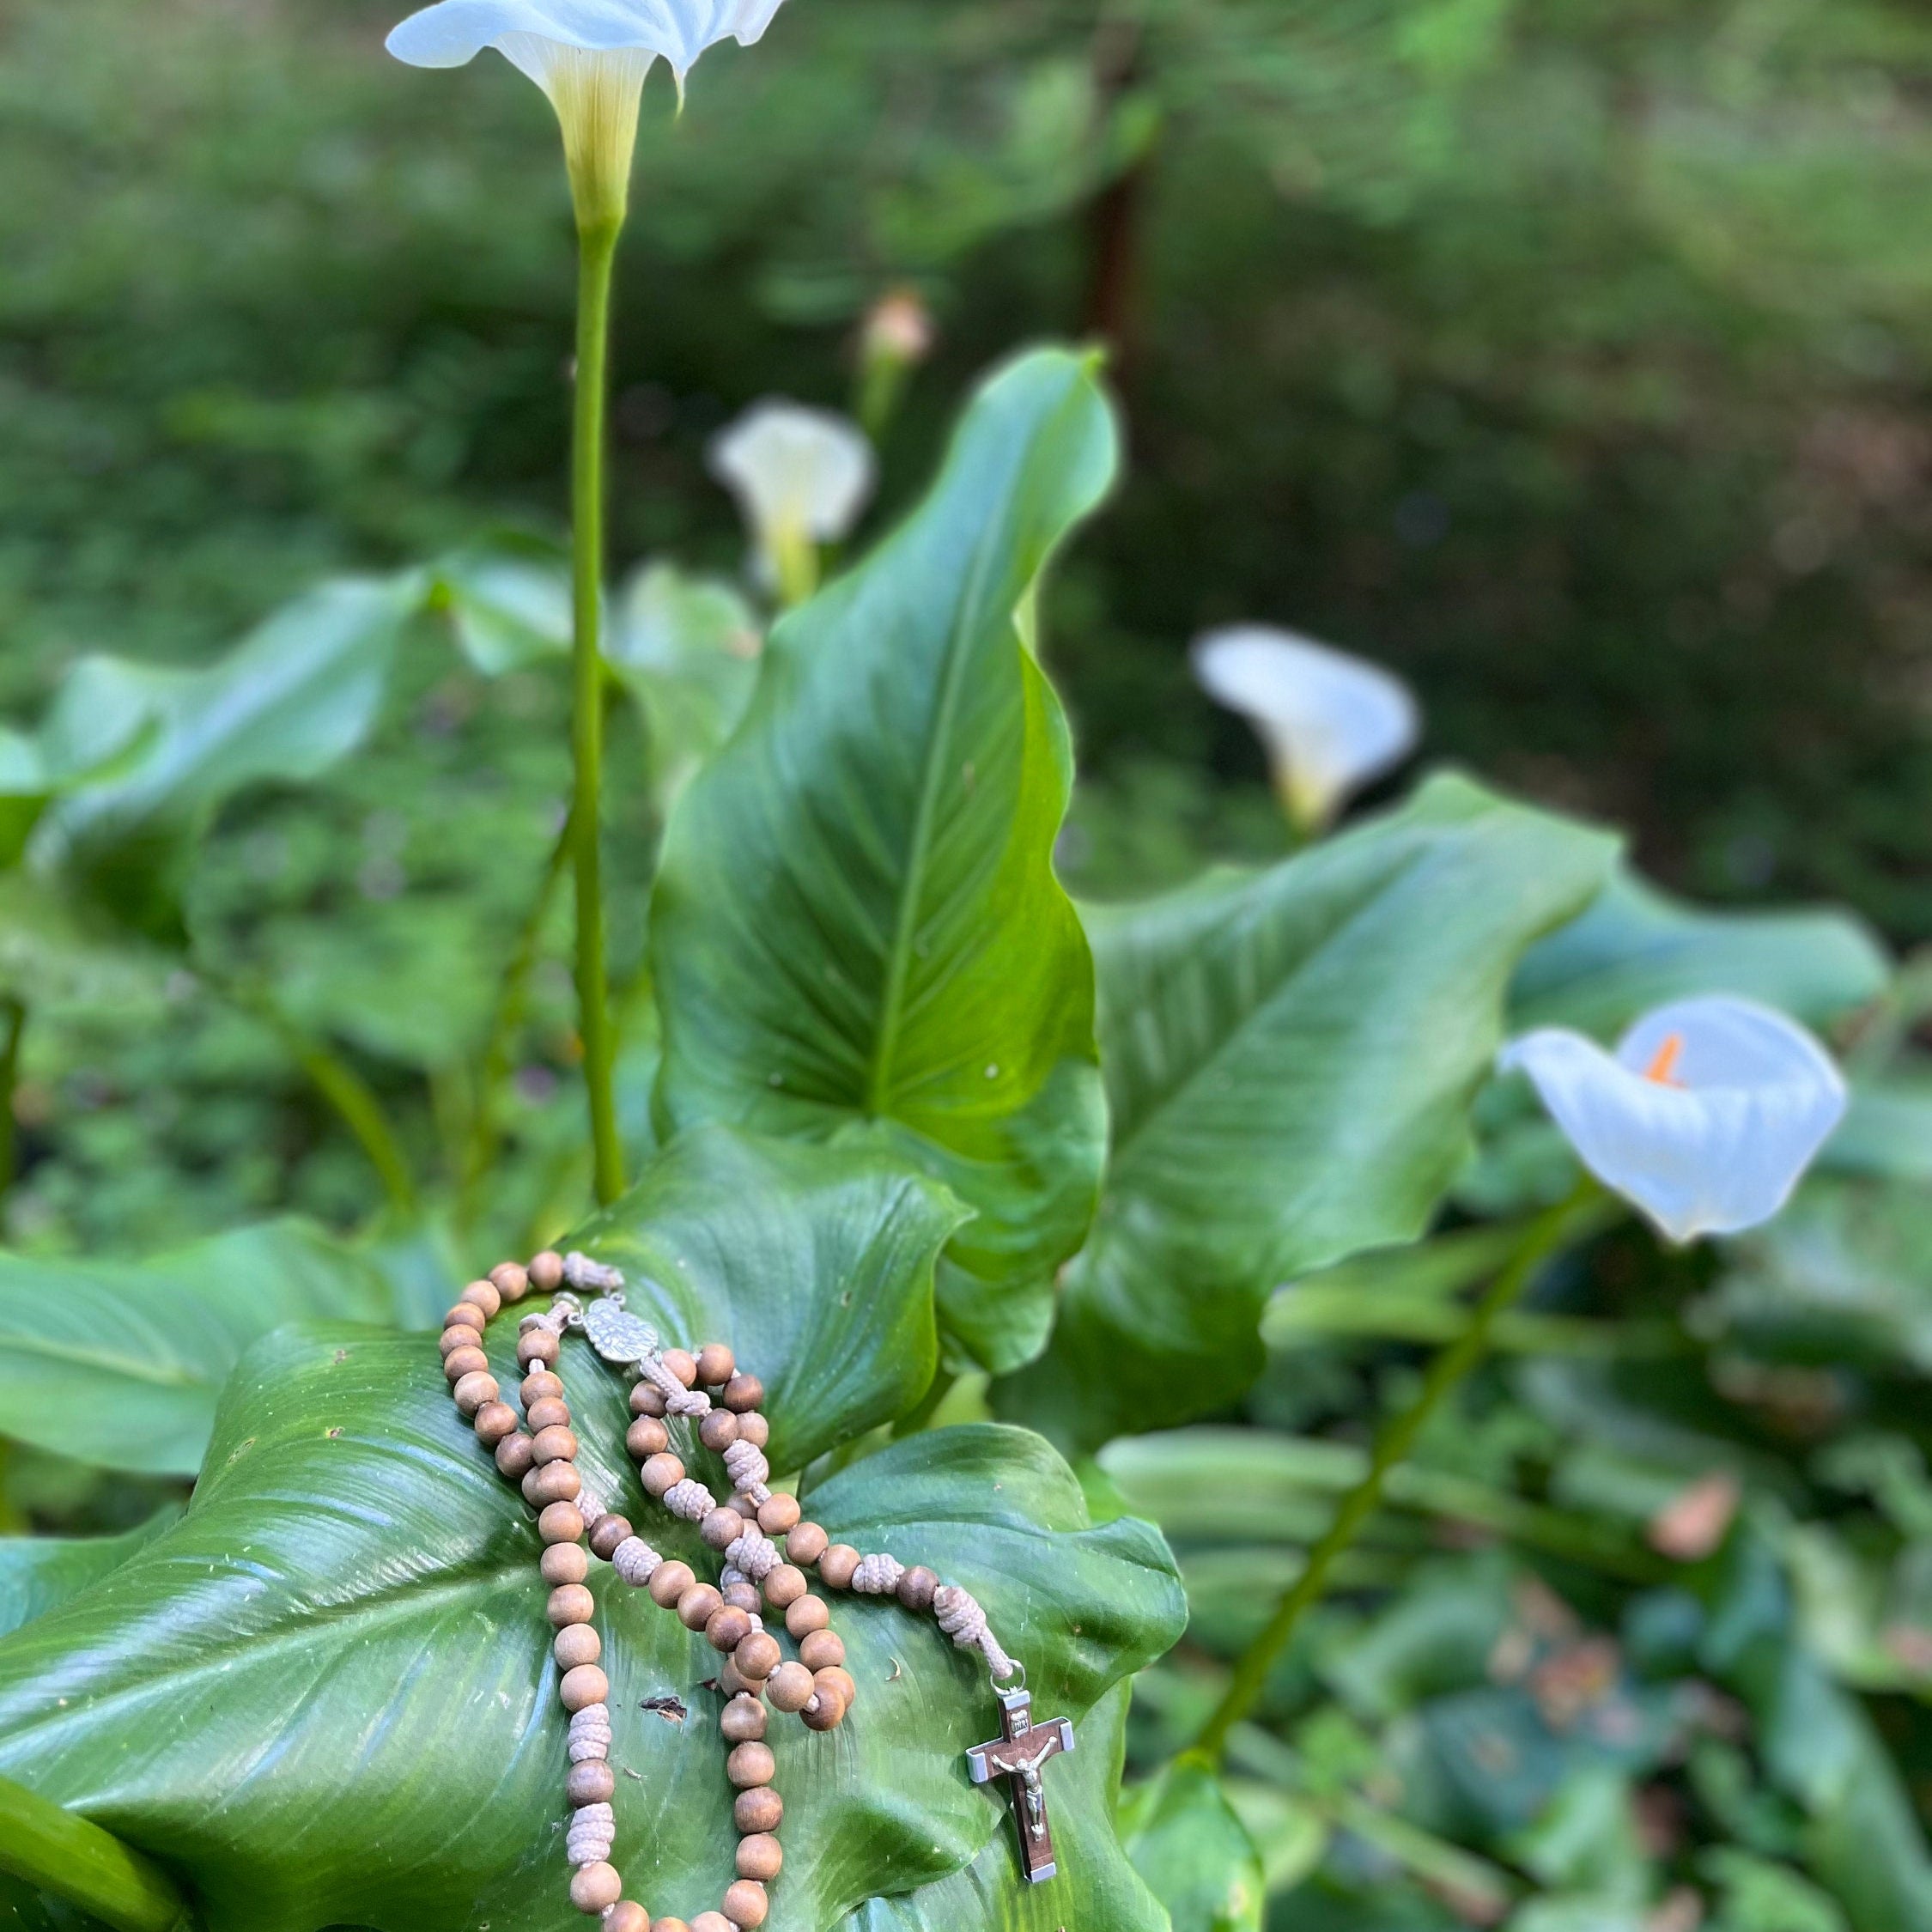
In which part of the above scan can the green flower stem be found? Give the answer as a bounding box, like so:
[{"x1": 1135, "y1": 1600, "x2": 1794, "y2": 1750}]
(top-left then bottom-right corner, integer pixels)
[
  {"x1": 1190, "y1": 1180, "x2": 1607, "y2": 1763},
  {"x1": 572, "y1": 217, "x2": 625, "y2": 1207},
  {"x1": 0, "y1": 1772, "x2": 194, "y2": 1932}
]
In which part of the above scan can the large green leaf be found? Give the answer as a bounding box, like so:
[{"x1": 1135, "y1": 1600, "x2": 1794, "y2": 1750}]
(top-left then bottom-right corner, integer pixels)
[
  {"x1": 1118, "y1": 1759, "x2": 1266, "y2": 1932},
  {"x1": 651, "y1": 348, "x2": 1117, "y2": 1377},
  {"x1": 0, "y1": 1140, "x2": 1182, "y2": 1932},
  {"x1": 0, "y1": 1510, "x2": 180, "y2": 1641},
  {"x1": 994, "y1": 775, "x2": 1615, "y2": 1452},
  {"x1": 0, "y1": 1220, "x2": 404, "y2": 1477}
]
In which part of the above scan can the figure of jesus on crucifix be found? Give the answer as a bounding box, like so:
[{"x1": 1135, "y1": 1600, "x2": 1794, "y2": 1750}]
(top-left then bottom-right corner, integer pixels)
[{"x1": 965, "y1": 1687, "x2": 1076, "y2": 1883}]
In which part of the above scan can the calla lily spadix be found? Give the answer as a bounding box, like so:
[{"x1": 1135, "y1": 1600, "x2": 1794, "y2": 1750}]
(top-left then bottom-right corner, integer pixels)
[
  {"x1": 709, "y1": 400, "x2": 876, "y2": 606},
  {"x1": 1193, "y1": 625, "x2": 1420, "y2": 835},
  {"x1": 1499, "y1": 995, "x2": 1847, "y2": 1244}
]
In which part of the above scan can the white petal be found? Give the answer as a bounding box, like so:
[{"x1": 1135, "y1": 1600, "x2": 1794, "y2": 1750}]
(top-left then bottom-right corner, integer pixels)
[
  {"x1": 1192, "y1": 625, "x2": 1419, "y2": 826},
  {"x1": 1499, "y1": 996, "x2": 1846, "y2": 1242},
  {"x1": 708, "y1": 401, "x2": 877, "y2": 550},
  {"x1": 387, "y1": 0, "x2": 785, "y2": 78}
]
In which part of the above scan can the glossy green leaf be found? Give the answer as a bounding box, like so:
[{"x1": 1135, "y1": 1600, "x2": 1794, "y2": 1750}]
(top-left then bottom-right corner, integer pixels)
[
  {"x1": 1510, "y1": 866, "x2": 1888, "y2": 1036},
  {"x1": 652, "y1": 348, "x2": 1117, "y2": 1376},
  {"x1": 0, "y1": 1220, "x2": 403, "y2": 1476},
  {"x1": 995, "y1": 775, "x2": 1616, "y2": 1451},
  {"x1": 0, "y1": 1511, "x2": 180, "y2": 1641},
  {"x1": 433, "y1": 540, "x2": 571, "y2": 676},
  {"x1": 1118, "y1": 1759, "x2": 1265, "y2": 1932}
]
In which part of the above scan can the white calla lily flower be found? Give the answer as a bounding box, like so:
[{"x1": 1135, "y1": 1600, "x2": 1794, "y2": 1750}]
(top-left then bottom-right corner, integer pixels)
[
  {"x1": 387, "y1": 1, "x2": 786, "y2": 227},
  {"x1": 1499, "y1": 995, "x2": 1847, "y2": 1243},
  {"x1": 708, "y1": 400, "x2": 876, "y2": 605},
  {"x1": 1192, "y1": 625, "x2": 1420, "y2": 835}
]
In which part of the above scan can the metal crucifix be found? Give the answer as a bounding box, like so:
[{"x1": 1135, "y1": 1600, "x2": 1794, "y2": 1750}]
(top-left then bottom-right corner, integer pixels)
[{"x1": 964, "y1": 1688, "x2": 1075, "y2": 1884}]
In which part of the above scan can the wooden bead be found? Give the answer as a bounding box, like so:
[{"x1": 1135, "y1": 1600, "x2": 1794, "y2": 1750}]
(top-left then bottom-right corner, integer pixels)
[
  {"x1": 896, "y1": 1565, "x2": 939, "y2": 1613},
  {"x1": 461, "y1": 1280, "x2": 502, "y2": 1321},
  {"x1": 756, "y1": 1494, "x2": 800, "y2": 1536},
  {"x1": 489, "y1": 1261, "x2": 529, "y2": 1302},
  {"x1": 602, "y1": 1904, "x2": 648, "y2": 1932},
  {"x1": 734, "y1": 1786, "x2": 783, "y2": 1834},
  {"x1": 443, "y1": 1301, "x2": 488, "y2": 1334},
  {"x1": 548, "y1": 1583, "x2": 597, "y2": 1627},
  {"x1": 542, "y1": 1543, "x2": 590, "y2": 1586},
  {"x1": 495, "y1": 1433, "x2": 537, "y2": 1479},
  {"x1": 699, "y1": 1508, "x2": 742, "y2": 1552},
  {"x1": 733, "y1": 1494, "x2": 761, "y2": 1520},
  {"x1": 721, "y1": 1694, "x2": 768, "y2": 1743},
  {"x1": 627, "y1": 1417, "x2": 669, "y2": 1459},
  {"x1": 569, "y1": 1861, "x2": 622, "y2": 1913},
  {"x1": 661, "y1": 1349, "x2": 699, "y2": 1389},
  {"x1": 766, "y1": 1662, "x2": 814, "y2": 1713},
  {"x1": 473, "y1": 1400, "x2": 519, "y2": 1447},
  {"x1": 629, "y1": 1381, "x2": 667, "y2": 1418},
  {"x1": 726, "y1": 1741, "x2": 775, "y2": 1789},
  {"x1": 718, "y1": 1656, "x2": 754, "y2": 1699},
  {"x1": 589, "y1": 1514, "x2": 633, "y2": 1561},
  {"x1": 567, "y1": 1761, "x2": 617, "y2": 1807},
  {"x1": 641, "y1": 1453, "x2": 684, "y2": 1498},
  {"x1": 690, "y1": 1915, "x2": 732, "y2": 1932},
  {"x1": 696, "y1": 1343, "x2": 736, "y2": 1387},
  {"x1": 784, "y1": 1595, "x2": 829, "y2": 1639},
  {"x1": 532, "y1": 1425, "x2": 579, "y2": 1466},
  {"x1": 559, "y1": 1664, "x2": 609, "y2": 1712},
  {"x1": 706, "y1": 1606, "x2": 754, "y2": 1653},
  {"x1": 453, "y1": 1370, "x2": 500, "y2": 1416},
  {"x1": 523, "y1": 1461, "x2": 581, "y2": 1507},
  {"x1": 737, "y1": 1413, "x2": 769, "y2": 1450},
  {"x1": 697, "y1": 1410, "x2": 739, "y2": 1453},
  {"x1": 801, "y1": 1685, "x2": 848, "y2": 1732},
  {"x1": 529, "y1": 1249, "x2": 565, "y2": 1293},
  {"x1": 651, "y1": 1918, "x2": 691, "y2": 1932},
  {"x1": 723, "y1": 1880, "x2": 769, "y2": 1929},
  {"x1": 539, "y1": 1501, "x2": 586, "y2": 1546},
  {"x1": 523, "y1": 1369, "x2": 565, "y2": 1404},
  {"x1": 439, "y1": 1324, "x2": 483, "y2": 1358},
  {"x1": 722, "y1": 1374, "x2": 764, "y2": 1413},
  {"x1": 526, "y1": 1396, "x2": 572, "y2": 1432},
  {"x1": 816, "y1": 1665, "x2": 857, "y2": 1708},
  {"x1": 819, "y1": 1545, "x2": 860, "y2": 1590},
  {"x1": 722, "y1": 1582, "x2": 762, "y2": 1615},
  {"x1": 555, "y1": 1624, "x2": 602, "y2": 1669},
  {"x1": 762, "y1": 1565, "x2": 807, "y2": 1608},
  {"x1": 785, "y1": 1522, "x2": 828, "y2": 1567},
  {"x1": 798, "y1": 1629, "x2": 845, "y2": 1672},
  {"x1": 736, "y1": 1834, "x2": 782, "y2": 1883},
  {"x1": 647, "y1": 1560, "x2": 695, "y2": 1609},
  {"x1": 517, "y1": 1330, "x2": 560, "y2": 1369},
  {"x1": 734, "y1": 1631, "x2": 781, "y2": 1682},
  {"x1": 444, "y1": 1346, "x2": 489, "y2": 1384},
  {"x1": 677, "y1": 1583, "x2": 725, "y2": 1633}
]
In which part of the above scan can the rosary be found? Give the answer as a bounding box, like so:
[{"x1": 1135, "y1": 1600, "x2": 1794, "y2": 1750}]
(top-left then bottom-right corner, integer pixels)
[{"x1": 438, "y1": 1249, "x2": 1076, "y2": 1930}]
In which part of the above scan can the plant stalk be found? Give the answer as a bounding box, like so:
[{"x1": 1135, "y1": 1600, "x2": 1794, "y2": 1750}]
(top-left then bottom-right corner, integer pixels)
[
  {"x1": 0, "y1": 1772, "x2": 194, "y2": 1932},
  {"x1": 571, "y1": 218, "x2": 625, "y2": 1207},
  {"x1": 1190, "y1": 1182, "x2": 1605, "y2": 1761}
]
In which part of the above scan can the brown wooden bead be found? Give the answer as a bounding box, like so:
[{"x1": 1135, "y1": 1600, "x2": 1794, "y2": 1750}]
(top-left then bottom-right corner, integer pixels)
[
  {"x1": 473, "y1": 1400, "x2": 519, "y2": 1447},
  {"x1": 522, "y1": 1461, "x2": 581, "y2": 1507},
  {"x1": 602, "y1": 1903, "x2": 648, "y2": 1932},
  {"x1": 538, "y1": 1501, "x2": 586, "y2": 1546},
  {"x1": 439, "y1": 1324, "x2": 483, "y2": 1358},
  {"x1": 690, "y1": 1915, "x2": 732, "y2": 1932},
  {"x1": 762, "y1": 1564, "x2": 807, "y2": 1608},
  {"x1": 647, "y1": 1560, "x2": 695, "y2": 1609},
  {"x1": 700, "y1": 1508, "x2": 743, "y2": 1552},
  {"x1": 529, "y1": 1249, "x2": 565, "y2": 1292},
  {"x1": 453, "y1": 1370, "x2": 500, "y2": 1416},
  {"x1": 734, "y1": 1631, "x2": 781, "y2": 1682},
  {"x1": 626, "y1": 1417, "x2": 669, "y2": 1459},
  {"x1": 559, "y1": 1663, "x2": 609, "y2": 1712},
  {"x1": 641, "y1": 1453, "x2": 684, "y2": 1498},
  {"x1": 697, "y1": 1410, "x2": 739, "y2": 1453},
  {"x1": 696, "y1": 1343, "x2": 736, "y2": 1387},
  {"x1": 650, "y1": 1920, "x2": 691, "y2": 1932},
  {"x1": 548, "y1": 1583, "x2": 596, "y2": 1627},
  {"x1": 532, "y1": 1425, "x2": 579, "y2": 1467},
  {"x1": 718, "y1": 1655, "x2": 754, "y2": 1699},
  {"x1": 798, "y1": 1629, "x2": 846, "y2": 1672},
  {"x1": 677, "y1": 1583, "x2": 725, "y2": 1633},
  {"x1": 737, "y1": 1412, "x2": 770, "y2": 1450},
  {"x1": 629, "y1": 1381, "x2": 667, "y2": 1418},
  {"x1": 661, "y1": 1349, "x2": 699, "y2": 1389},
  {"x1": 554, "y1": 1624, "x2": 602, "y2": 1669},
  {"x1": 526, "y1": 1396, "x2": 572, "y2": 1432},
  {"x1": 785, "y1": 1522, "x2": 828, "y2": 1567},
  {"x1": 736, "y1": 1834, "x2": 782, "y2": 1883},
  {"x1": 461, "y1": 1280, "x2": 502, "y2": 1321},
  {"x1": 516, "y1": 1329, "x2": 561, "y2": 1369},
  {"x1": 721, "y1": 1694, "x2": 769, "y2": 1743},
  {"x1": 733, "y1": 1493, "x2": 761, "y2": 1520},
  {"x1": 695, "y1": 1602, "x2": 742, "y2": 1649},
  {"x1": 801, "y1": 1685, "x2": 848, "y2": 1732},
  {"x1": 723, "y1": 1881, "x2": 769, "y2": 1929},
  {"x1": 756, "y1": 1494, "x2": 800, "y2": 1536},
  {"x1": 818, "y1": 1544, "x2": 860, "y2": 1590},
  {"x1": 569, "y1": 1861, "x2": 622, "y2": 1914},
  {"x1": 722, "y1": 1374, "x2": 764, "y2": 1413},
  {"x1": 734, "y1": 1786, "x2": 783, "y2": 1835},
  {"x1": 443, "y1": 1301, "x2": 488, "y2": 1334},
  {"x1": 489, "y1": 1261, "x2": 529, "y2": 1302},
  {"x1": 766, "y1": 1661, "x2": 814, "y2": 1713},
  {"x1": 896, "y1": 1565, "x2": 939, "y2": 1613},
  {"x1": 817, "y1": 1665, "x2": 857, "y2": 1708},
  {"x1": 542, "y1": 1543, "x2": 590, "y2": 1586},
  {"x1": 443, "y1": 1346, "x2": 489, "y2": 1384},
  {"x1": 726, "y1": 1741, "x2": 775, "y2": 1789},
  {"x1": 784, "y1": 1595, "x2": 830, "y2": 1639},
  {"x1": 495, "y1": 1432, "x2": 537, "y2": 1479},
  {"x1": 522, "y1": 1369, "x2": 564, "y2": 1404},
  {"x1": 722, "y1": 1582, "x2": 762, "y2": 1615},
  {"x1": 588, "y1": 1514, "x2": 633, "y2": 1561},
  {"x1": 567, "y1": 1760, "x2": 617, "y2": 1807}
]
